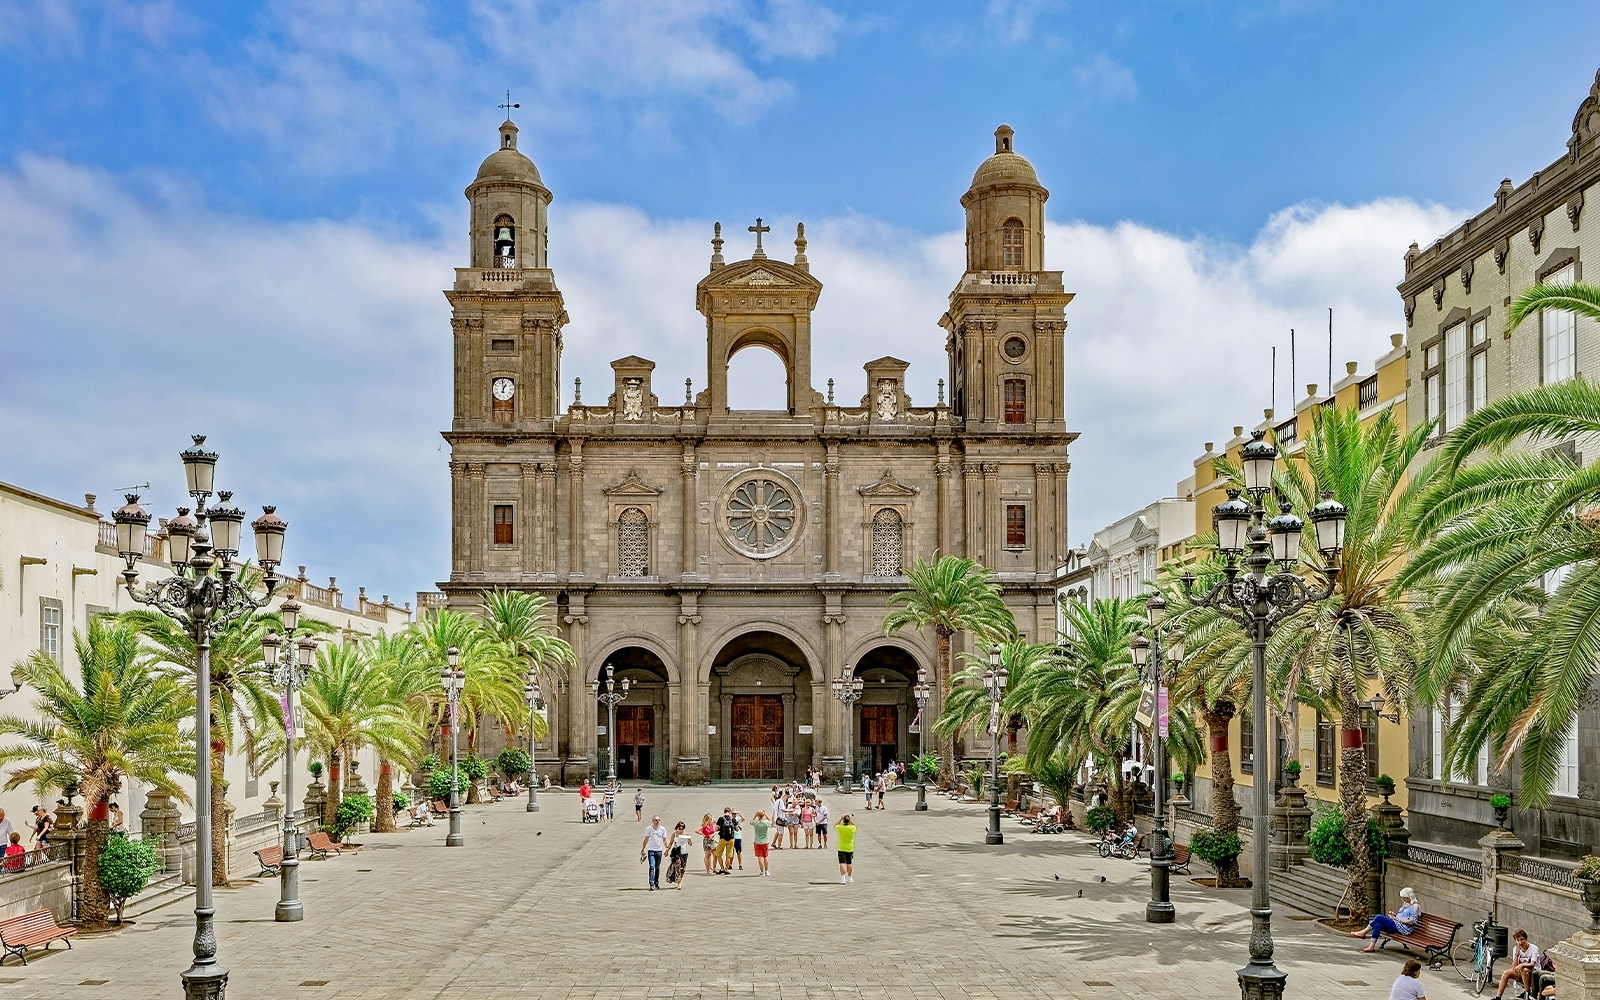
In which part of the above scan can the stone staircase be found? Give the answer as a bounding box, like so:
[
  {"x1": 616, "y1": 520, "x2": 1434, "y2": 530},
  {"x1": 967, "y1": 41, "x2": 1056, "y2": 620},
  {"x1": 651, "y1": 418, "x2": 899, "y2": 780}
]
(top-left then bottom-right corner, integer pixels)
[
  {"x1": 120, "y1": 872, "x2": 190, "y2": 922},
  {"x1": 1271, "y1": 860, "x2": 1351, "y2": 918}
]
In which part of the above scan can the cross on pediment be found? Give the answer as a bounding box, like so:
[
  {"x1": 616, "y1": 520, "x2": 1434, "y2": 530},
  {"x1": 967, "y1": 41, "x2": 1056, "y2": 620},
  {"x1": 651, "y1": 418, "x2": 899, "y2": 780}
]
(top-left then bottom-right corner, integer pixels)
[{"x1": 749, "y1": 217, "x2": 770, "y2": 258}]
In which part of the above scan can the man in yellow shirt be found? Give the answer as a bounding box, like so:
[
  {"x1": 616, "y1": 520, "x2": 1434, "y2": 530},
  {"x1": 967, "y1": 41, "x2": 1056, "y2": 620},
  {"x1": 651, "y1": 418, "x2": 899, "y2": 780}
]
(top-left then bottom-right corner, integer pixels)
[{"x1": 836, "y1": 814, "x2": 857, "y2": 883}]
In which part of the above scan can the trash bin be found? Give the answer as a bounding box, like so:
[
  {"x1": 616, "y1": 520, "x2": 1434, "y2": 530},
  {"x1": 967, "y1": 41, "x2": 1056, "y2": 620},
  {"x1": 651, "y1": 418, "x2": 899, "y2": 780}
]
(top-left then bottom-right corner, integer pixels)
[{"x1": 1488, "y1": 924, "x2": 1509, "y2": 959}]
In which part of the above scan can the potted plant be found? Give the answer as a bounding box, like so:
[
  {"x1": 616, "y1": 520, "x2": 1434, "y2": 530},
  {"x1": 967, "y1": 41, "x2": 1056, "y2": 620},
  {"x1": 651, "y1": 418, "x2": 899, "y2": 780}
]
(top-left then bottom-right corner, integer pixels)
[
  {"x1": 308, "y1": 760, "x2": 324, "y2": 783},
  {"x1": 1372, "y1": 773, "x2": 1395, "y2": 798},
  {"x1": 1283, "y1": 760, "x2": 1302, "y2": 787},
  {"x1": 1574, "y1": 855, "x2": 1600, "y2": 931},
  {"x1": 1171, "y1": 771, "x2": 1186, "y2": 792},
  {"x1": 1489, "y1": 792, "x2": 1512, "y2": 829}
]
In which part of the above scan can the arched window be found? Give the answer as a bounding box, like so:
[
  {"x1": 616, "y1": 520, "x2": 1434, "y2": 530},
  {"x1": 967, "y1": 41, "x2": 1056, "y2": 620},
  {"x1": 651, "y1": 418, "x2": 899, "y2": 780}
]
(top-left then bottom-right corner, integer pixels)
[
  {"x1": 1001, "y1": 219, "x2": 1025, "y2": 268},
  {"x1": 617, "y1": 507, "x2": 649, "y2": 577},
  {"x1": 870, "y1": 508, "x2": 903, "y2": 576},
  {"x1": 493, "y1": 214, "x2": 516, "y2": 267},
  {"x1": 1003, "y1": 378, "x2": 1027, "y2": 423}
]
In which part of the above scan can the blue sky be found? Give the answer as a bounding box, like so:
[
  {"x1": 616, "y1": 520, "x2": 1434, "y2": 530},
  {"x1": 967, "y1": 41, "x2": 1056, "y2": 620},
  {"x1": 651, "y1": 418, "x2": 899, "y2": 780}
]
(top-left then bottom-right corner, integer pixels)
[{"x1": 2, "y1": 1, "x2": 1598, "y2": 605}]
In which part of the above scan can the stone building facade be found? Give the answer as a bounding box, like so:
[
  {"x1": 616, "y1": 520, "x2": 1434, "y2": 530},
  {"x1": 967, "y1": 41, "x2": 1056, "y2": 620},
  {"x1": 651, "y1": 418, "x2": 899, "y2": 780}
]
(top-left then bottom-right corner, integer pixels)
[
  {"x1": 440, "y1": 120, "x2": 1076, "y2": 783},
  {"x1": 1397, "y1": 68, "x2": 1600, "y2": 857}
]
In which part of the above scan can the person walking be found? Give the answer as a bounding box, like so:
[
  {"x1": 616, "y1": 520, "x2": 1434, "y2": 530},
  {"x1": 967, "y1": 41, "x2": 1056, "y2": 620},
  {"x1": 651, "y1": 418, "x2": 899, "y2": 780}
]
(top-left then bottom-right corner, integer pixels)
[
  {"x1": 800, "y1": 799, "x2": 816, "y2": 849},
  {"x1": 863, "y1": 773, "x2": 874, "y2": 810},
  {"x1": 0, "y1": 808, "x2": 13, "y2": 846},
  {"x1": 836, "y1": 813, "x2": 857, "y2": 883},
  {"x1": 876, "y1": 771, "x2": 887, "y2": 809},
  {"x1": 640, "y1": 814, "x2": 669, "y2": 890},
  {"x1": 603, "y1": 781, "x2": 617, "y2": 821},
  {"x1": 699, "y1": 813, "x2": 717, "y2": 875},
  {"x1": 667, "y1": 821, "x2": 693, "y2": 889},
  {"x1": 1388, "y1": 959, "x2": 1427, "y2": 1000},
  {"x1": 29, "y1": 806, "x2": 50, "y2": 850},
  {"x1": 751, "y1": 810, "x2": 772, "y2": 877},
  {"x1": 634, "y1": 789, "x2": 645, "y2": 821},
  {"x1": 815, "y1": 799, "x2": 829, "y2": 848}
]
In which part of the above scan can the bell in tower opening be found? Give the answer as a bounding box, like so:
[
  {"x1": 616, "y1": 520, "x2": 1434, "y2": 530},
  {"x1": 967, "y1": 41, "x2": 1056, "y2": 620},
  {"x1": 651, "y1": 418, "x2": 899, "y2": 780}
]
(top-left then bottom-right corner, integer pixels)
[{"x1": 493, "y1": 214, "x2": 516, "y2": 268}]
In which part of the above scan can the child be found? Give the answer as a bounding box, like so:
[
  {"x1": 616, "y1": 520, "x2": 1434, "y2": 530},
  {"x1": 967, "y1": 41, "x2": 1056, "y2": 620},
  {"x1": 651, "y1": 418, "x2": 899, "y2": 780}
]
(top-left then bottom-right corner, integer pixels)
[{"x1": 3, "y1": 832, "x2": 25, "y2": 872}]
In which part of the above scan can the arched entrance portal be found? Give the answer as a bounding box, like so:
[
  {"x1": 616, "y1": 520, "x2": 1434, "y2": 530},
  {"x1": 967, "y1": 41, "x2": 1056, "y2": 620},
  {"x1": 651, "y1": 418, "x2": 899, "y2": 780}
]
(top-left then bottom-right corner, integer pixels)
[
  {"x1": 600, "y1": 647, "x2": 671, "y2": 783},
  {"x1": 852, "y1": 647, "x2": 919, "y2": 778},
  {"x1": 710, "y1": 631, "x2": 814, "y2": 780}
]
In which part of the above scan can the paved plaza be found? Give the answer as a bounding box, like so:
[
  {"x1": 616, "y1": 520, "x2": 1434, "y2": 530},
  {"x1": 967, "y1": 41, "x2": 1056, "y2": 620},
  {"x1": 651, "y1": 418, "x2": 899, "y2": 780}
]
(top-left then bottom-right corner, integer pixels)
[{"x1": 2, "y1": 788, "x2": 1446, "y2": 998}]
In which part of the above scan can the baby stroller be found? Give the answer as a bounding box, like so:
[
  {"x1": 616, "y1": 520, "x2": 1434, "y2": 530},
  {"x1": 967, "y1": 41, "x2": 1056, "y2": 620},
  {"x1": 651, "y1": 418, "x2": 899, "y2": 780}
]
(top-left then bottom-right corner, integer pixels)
[{"x1": 581, "y1": 799, "x2": 602, "y2": 823}]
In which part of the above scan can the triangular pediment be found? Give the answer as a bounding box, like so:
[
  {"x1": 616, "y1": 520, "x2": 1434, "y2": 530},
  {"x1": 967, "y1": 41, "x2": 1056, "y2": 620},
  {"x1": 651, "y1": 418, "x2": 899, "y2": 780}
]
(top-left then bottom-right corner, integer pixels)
[
  {"x1": 856, "y1": 470, "x2": 921, "y2": 498},
  {"x1": 602, "y1": 469, "x2": 663, "y2": 497},
  {"x1": 697, "y1": 256, "x2": 823, "y2": 293},
  {"x1": 863, "y1": 356, "x2": 910, "y2": 370},
  {"x1": 610, "y1": 355, "x2": 656, "y2": 370}
]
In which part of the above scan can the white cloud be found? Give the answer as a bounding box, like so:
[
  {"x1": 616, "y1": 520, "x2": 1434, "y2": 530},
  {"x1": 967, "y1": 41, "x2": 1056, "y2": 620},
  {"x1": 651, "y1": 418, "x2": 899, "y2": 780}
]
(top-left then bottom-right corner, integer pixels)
[
  {"x1": 0, "y1": 155, "x2": 1464, "y2": 594},
  {"x1": 1072, "y1": 53, "x2": 1137, "y2": 102}
]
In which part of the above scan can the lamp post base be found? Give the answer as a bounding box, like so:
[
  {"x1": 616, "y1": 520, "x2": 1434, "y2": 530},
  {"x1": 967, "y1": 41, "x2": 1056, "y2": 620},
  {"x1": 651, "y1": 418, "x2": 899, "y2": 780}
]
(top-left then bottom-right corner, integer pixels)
[
  {"x1": 1237, "y1": 964, "x2": 1287, "y2": 1000},
  {"x1": 985, "y1": 830, "x2": 1004, "y2": 845},
  {"x1": 915, "y1": 782, "x2": 927, "y2": 811},
  {"x1": 181, "y1": 963, "x2": 229, "y2": 999},
  {"x1": 1145, "y1": 900, "x2": 1175, "y2": 923},
  {"x1": 446, "y1": 808, "x2": 464, "y2": 847},
  {"x1": 526, "y1": 800, "x2": 539, "y2": 813},
  {"x1": 274, "y1": 900, "x2": 303, "y2": 922}
]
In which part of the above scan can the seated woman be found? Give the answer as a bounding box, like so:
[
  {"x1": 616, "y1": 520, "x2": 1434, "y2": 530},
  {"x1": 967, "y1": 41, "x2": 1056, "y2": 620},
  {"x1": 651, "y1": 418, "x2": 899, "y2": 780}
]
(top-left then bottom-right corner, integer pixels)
[{"x1": 1350, "y1": 887, "x2": 1422, "y2": 953}]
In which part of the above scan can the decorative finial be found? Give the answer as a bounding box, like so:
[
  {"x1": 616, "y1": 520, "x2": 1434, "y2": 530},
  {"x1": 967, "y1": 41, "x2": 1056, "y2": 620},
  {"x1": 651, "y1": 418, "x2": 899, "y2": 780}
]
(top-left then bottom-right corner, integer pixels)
[
  {"x1": 827, "y1": 378, "x2": 835, "y2": 405},
  {"x1": 937, "y1": 378, "x2": 946, "y2": 406},
  {"x1": 685, "y1": 378, "x2": 693, "y2": 405},
  {"x1": 573, "y1": 377, "x2": 582, "y2": 405},
  {"x1": 749, "y1": 217, "x2": 770, "y2": 259},
  {"x1": 794, "y1": 222, "x2": 808, "y2": 272},
  {"x1": 710, "y1": 222, "x2": 724, "y2": 270}
]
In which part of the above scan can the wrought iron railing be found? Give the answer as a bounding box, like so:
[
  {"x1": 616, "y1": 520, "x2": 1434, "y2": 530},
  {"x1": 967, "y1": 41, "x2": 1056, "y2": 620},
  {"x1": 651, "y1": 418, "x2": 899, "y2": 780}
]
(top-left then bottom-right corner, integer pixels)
[
  {"x1": 1512, "y1": 857, "x2": 1578, "y2": 889},
  {"x1": 232, "y1": 809, "x2": 276, "y2": 835},
  {"x1": 1397, "y1": 843, "x2": 1483, "y2": 881},
  {"x1": 176, "y1": 821, "x2": 198, "y2": 842},
  {"x1": 0, "y1": 841, "x2": 72, "y2": 874}
]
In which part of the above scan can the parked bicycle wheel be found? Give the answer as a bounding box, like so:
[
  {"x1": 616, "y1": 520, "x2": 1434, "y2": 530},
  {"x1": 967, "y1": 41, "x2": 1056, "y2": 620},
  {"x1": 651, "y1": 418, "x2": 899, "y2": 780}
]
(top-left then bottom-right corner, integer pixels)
[
  {"x1": 1115, "y1": 841, "x2": 1138, "y2": 860},
  {"x1": 1451, "y1": 937, "x2": 1479, "y2": 980},
  {"x1": 1096, "y1": 841, "x2": 1112, "y2": 858},
  {"x1": 1473, "y1": 953, "x2": 1495, "y2": 997}
]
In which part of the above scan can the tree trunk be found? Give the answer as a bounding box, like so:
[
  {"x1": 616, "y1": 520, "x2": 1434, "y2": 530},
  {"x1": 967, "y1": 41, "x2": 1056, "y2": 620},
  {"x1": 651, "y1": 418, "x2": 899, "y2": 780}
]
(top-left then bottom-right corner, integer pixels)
[
  {"x1": 936, "y1": 627, "x2": 956, "y2": 786},
  {"x1": 210, "y1": 743, "x2": 227, "y2": 887},
  {"x1": 1206, "y1": 701, "x2": 1245, "y2": 886},
  {"x1": 324, "y1": 747, "x2": 343, "y2": 828},
  {"x1": 373, "y1": 760, "x2": 396, "y2": 833},
  {"x1": 1109, "y1": 752, "x2": 1128, "y2": 825},
  {"x1": 1338, "y1": 715, "x2": 1372, "y2": 923}
]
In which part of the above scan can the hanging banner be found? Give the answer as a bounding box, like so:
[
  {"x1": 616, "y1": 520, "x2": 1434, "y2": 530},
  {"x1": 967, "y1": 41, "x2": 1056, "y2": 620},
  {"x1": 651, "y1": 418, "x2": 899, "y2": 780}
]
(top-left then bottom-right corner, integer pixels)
[
  {"x1": 1135, "y1": 683, "x2": 1156, "y2": 729},
  {"x1": 1159, "y1": 688, "x2": 1169, "y2": 739},
  {"x1": 281, "y1": 691, "x2": 295, "y2": 737}
]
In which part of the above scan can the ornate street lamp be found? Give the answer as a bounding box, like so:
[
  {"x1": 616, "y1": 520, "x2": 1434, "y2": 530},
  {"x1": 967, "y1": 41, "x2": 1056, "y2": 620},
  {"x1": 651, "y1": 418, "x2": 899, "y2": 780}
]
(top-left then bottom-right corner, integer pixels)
[
  {"x1": 1181, "y1": 430, "x2": 1347, "y2": 1000},
  {"x1": 913, "y1": 668, "x2": 932, "y2": 812},
  {"x1": 1132, "y1": 592, "x2": 1177, "y2": 923},
  {"x1": 984, "y1": 646, "x2": 1008, "y2": 845},
  {"x1": 262, "y1": 607, "x2": 315, "y2": 922},
  {"x1": 830, "y1": 672, "x2": 865, "y2": 793},
  {"x1": 594, "y1": 663, "x2": 630, "y2": 785},
  {"x1": 113, "y1": 435, "x2": 287, "y2": 1000},
  {"x1": 440, "y1": 647, "x2": 464, "y2": 847},
  {"x1": 524, "y1": 676, "x2": 541, "y2": 812}
]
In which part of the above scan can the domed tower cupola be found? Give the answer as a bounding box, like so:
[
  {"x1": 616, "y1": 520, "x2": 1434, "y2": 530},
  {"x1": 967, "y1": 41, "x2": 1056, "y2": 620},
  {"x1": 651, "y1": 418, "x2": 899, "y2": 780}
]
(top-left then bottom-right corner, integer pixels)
[
  {"x1": 465, "y1": 118, "x2": 553, "y2": 269},
  {"x1": 961, "y1": 124, "x2": 1048, "y2": 272}
]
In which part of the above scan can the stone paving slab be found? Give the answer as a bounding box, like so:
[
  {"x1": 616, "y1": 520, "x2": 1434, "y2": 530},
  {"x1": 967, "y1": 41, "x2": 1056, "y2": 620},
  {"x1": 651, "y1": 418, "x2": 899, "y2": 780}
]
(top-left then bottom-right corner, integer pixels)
[{"x1": 0, "y1": 788, "x2": 1468, "y2": 998}]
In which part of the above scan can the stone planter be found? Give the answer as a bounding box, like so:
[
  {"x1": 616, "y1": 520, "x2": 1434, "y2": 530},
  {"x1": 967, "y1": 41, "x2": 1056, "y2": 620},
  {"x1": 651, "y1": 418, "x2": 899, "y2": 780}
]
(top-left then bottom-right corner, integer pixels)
[
  {"x1": 1579, "y1": 878, "x2": 1600, "y2": 932},
  {"x1": 1492, "y1": 805, "x2": 1510, "y2": 829}
]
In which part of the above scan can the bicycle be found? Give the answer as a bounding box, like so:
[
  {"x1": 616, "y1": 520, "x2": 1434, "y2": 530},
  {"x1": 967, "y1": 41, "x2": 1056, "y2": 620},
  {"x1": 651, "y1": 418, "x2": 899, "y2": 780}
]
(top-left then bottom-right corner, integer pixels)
[{"x1": 1451, "y1": 912, "x2": 1503, "y2": 997}]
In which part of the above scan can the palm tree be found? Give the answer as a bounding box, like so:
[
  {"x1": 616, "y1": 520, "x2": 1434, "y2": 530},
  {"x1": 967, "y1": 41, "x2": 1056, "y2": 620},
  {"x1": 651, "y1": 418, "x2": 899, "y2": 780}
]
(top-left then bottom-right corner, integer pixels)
[
  {"x1": 411, "y1": 610, "x2": 522, "y2": 800},
  {"x1": 300, "y1": 643, "x2": 423, "y2": 833},
  {"x1": 884, "y1": 555, "x2": 1015, "y2": 782},
  {"x1": 933, "y1": 636, "x2": 1057, "y2": 795},
  {"x1": 1506, "y1": 280, "x2": 1600, "y2": 330},
  {"x1": 1219, "y1": 404, "x2": 1435, "y2": 920},
  {"x1": 119, "y1": 592, "x2": 292, "y2": 887},
  {"x1": 477, "y1": 590, "x2": 572, "y2": 766},
  {"x1": 0, "y1": 621, "x2": 194, "y2": 927},
  {"x1": 362, "y1": 631, "x2": 437, "y2": 832}
]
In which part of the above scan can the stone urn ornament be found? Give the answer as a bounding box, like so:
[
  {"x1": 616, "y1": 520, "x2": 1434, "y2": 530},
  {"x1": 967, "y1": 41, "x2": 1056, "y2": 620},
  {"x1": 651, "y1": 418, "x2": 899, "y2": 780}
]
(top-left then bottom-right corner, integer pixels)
[
  {"x1": 1576, "y1": 855, "x2": 1600, "y2": 932},
  {"x1": 1283, "y1": 761, "x2": 1303, "y2": 788},
  {"x1": 1489, "y1": 792, "x2": 1512, "y2": 829},
  {"x1": 1373, "y1": 774, "x2": 1395, "y2": 800}
]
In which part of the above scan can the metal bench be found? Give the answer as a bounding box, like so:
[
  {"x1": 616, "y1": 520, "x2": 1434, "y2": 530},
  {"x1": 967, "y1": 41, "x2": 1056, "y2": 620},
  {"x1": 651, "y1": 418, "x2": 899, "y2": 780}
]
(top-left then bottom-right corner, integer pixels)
[
  {"x1": 253, "y1": 844, "x2": 285, "y2": 877},
  {"x1": 304, "y1": 831, "x2": 342, "y2": 860},
  {"x1": 1168, "y1": 844, "x2": 1193, "y2": 875},
  {"x1": 0, "y1": 908, "x2": 75, "y2": 966}
]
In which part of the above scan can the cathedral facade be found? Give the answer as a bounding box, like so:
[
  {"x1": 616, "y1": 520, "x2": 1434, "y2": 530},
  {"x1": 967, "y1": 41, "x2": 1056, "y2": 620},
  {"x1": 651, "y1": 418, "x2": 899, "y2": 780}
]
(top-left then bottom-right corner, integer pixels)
[{"x1": 441, "y1": 119, "x2": 1075, "y2": 784}]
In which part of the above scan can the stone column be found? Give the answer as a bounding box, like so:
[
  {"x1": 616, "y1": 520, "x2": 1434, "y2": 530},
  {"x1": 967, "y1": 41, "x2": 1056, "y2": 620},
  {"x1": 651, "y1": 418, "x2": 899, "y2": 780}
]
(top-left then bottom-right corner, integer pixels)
[
  {"x1": 563, "y1": 609, "x2": 591, "y2": 781},
  {"x1": 719, "y1": 693, "x2": 733, "y2": 781},
  {"x1": 676, "y1": 593, "x2": 705, "y2": 783},
  {"x1": 449, "y1": 460, "x2": 468, "y2": 578},
  {"x1": 566, "y1": 444, "x2": 585, "y2": 580},
  {"x1": 538, "y1": 462, "x2": 559, "y2": 575},
  {"x1": 781, "y1": 692, "x2": 796, "y2": 777},
  {"x1": 465, "y1": 462, "x2": 487, "y2": 578},
  {"x1": 1479, "y1": 826, "x2": 1524, "y2": 888},
  {"x1": 141, "y1": 788, "x2": 183, "y2": 874},
  {"x1": 1052, "y1": 462, "x2": 1070, "y2": 570},
  {"x1": 1034, "y1": 462, "x2": 1052, "y2": 575},
  {"x1": 820, "y1": 604, "x2": 846, "y2": 780},
  {"x1": 303, "y1": 776, "x2": 327, "y2": 826},
  {"x1": 680, "y1": 452, "x2": 698, "y2": 578},
  {"x1": 934, "y1": 452, "x2": 952, "y2": 557},
  {"x1": 520, "y1": 462, "x2": 539, "y2": 578},
  {"x1": 981, "y1": 462, "x2": 1000, "y2": 568},
  {"x1": 52, "y1": 797, "x2": 83, "y2": 889},
  {"x1": 1549, "y1": 906, "x2": 1600, "y2": 1000},
  {"x1": 823, "y1": 448, "x2": 841, "y2": 578},
  {"x1": 1269, "y1": 779, "x2": 1312, "y2": 871}
]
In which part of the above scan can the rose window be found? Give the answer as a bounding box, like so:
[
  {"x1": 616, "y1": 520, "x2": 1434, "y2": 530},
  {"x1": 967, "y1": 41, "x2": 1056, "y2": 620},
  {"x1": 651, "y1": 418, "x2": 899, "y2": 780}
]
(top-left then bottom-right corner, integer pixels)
[{"x1": 725, "y1": 477, "x2": 796, "y2": 556}]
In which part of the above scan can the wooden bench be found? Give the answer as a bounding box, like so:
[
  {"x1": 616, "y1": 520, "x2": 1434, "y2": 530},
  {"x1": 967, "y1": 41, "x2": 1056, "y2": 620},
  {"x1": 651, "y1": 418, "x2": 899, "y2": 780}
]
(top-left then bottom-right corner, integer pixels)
[
  {"x1": 1376, "y1": 912, "x2": 1463, "y2": 970},
  {"x1": 0, "y1": 908, "x2": 75, "y2": 966},
  {"x1": 431, "y1": 799, "x2": 449, "y2": 818},
  {"x1": 1168, "y1": 845, "x2": 1193, "y2": 875},
  {"x1": 1014, "y1": 805, "x2": 1042, "y2": 825},
  {"x1": 304, "y1": 831, "x2": 342, "y2": 860},
  {"x1": 253, "y1": 845, "x2": 285, "y2": 877}
]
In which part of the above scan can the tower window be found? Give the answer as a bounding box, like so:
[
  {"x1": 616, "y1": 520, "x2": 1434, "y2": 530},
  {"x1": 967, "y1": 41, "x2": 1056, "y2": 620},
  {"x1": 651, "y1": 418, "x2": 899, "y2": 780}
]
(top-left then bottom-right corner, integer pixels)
[
  {"x1": 617, "y1": 507, "x2": 649, "y2": 577},
  {"x1": 492, "y1": 504, "x2": 514, "y2": 546},
  {"x1": 1002, "y1": 219, "x2": 1025, "y2": 268},
  {"x1": 1005, "y1": 505, "x2": 1027, "y2": 548},
  {"x1": 1003, "y1": 378, "x2": 1027, "y2": 423},
  {"x1": 870, "y1": 508, "x2": 904, "y2": 576},
  {"x1": 493, "y1": 214, "x2": 516, "y2": 267}
]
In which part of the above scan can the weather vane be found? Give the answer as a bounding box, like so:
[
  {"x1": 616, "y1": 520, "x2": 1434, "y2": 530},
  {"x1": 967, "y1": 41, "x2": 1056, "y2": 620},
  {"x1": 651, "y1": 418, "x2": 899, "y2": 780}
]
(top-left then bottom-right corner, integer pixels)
[{"x1": 499, "y1": 91, "x2": 520, "y2": 117}]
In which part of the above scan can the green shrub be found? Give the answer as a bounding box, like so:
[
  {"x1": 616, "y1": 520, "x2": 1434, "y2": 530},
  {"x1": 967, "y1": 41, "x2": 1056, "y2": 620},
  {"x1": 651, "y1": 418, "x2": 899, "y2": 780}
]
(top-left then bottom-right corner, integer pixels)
[
  {"x1": 99, "y1": 836, "x2": 161, "y2": 924},
  {"x1": 1305, "y1": 809, "x2": 1389, "y2": 868},
  {"x1": 461, "y1": 754, "x2": 489, "y2": 782},
  {"x1": 496, "y1": 746, "x2": 532, "y2": 780},
  {"x1": 1084, "y1": 805, "x2": 1117, "y2": 835},
  {"x1": 1189, "y1": 827, "x2": 1243, "y2": 868},
  {"x1": 308, "y1": 760, "x2": 324, "y2": 779},
  {"x1": 421, "y1": 753, "x2": 441, "y2": 772},
  {"x1": 428, "y1": 769, "x2": 466, "y2": 800},
  {"x1": 1575, "y1": 855, "x2": 1600, "y2": 880},
  {"x1": 331, "y1": 795, "x2": 375, "y2": 840},
  {"x1": 391, "y1": 791, "x2": 409, "y2": 812},
  {"x1": 910, "y1": 753, "x2": 940, "y2": 779},
  {"x1": 1283, "y1": 760, "x2": 1301, "y2": 776},
  {"x1": 1489, "y1": 792, "x2": 1512, "y2": 810}
]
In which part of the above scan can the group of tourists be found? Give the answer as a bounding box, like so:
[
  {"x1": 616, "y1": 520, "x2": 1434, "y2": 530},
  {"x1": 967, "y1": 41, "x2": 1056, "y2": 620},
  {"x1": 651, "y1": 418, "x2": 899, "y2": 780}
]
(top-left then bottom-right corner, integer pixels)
[
  {"x1": 636, "y1": 786, "x2": 859, "y2": 891},
  {"x1": 1356, "y1": 889, "x2": 1558, "y2": 1000}
]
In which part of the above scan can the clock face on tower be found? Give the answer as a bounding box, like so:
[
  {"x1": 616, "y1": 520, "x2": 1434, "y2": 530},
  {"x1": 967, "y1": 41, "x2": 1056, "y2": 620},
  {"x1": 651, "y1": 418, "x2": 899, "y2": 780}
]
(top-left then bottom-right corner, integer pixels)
[{"x1": 492, "y1": 377, "x2": 516, "y2": 400}]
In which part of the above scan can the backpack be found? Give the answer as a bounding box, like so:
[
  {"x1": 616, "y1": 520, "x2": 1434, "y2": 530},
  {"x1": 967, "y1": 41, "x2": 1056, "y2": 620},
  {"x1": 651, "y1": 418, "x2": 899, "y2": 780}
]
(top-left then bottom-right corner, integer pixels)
[
  {"x1": 1537, "y1": 952, "x2": 1556, "y2": 973},
  {"x1": 717, "y1": 815, "x2": 736, "y2": 839}
]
